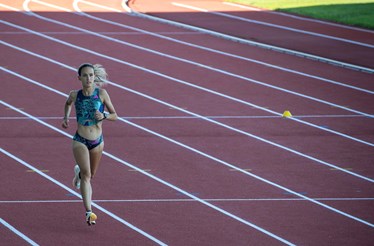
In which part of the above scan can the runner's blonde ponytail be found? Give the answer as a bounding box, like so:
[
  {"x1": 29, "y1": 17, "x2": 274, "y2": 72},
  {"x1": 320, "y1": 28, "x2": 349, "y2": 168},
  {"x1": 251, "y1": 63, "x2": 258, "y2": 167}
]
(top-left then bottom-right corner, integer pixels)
[{"x1": 93, "y1": 64, "x2": 108, "y2": 87}]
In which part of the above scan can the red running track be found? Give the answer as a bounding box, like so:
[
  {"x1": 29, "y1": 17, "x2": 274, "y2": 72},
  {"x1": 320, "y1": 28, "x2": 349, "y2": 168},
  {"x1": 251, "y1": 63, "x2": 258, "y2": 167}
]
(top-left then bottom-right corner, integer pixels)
[
  {"x1": 1, "y1": 0, "x2": 373, "y2": 245},
  {"x1": 129, "y1": 0, "x2": 374, "y2": 71}
]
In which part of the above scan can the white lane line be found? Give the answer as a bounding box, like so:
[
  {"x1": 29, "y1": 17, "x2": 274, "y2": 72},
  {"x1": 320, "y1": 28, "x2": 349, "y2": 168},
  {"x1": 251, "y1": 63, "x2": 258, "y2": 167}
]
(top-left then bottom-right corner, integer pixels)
[
  {"x1": 28, "y1": 0, "x2": 71, "y2": 12},
  {"x1": 0, "y1": 3, "x2": 20, "y2": 11},
  {"x1": 1, "y1": 21, "x2": 373, "y2": 149},
  {"x1": 2, "y1": 197, "x2": 374, "y2": 204},
  {"x1": 0, "y1": 148, "x2": 167, "y2": 246},
  {"x1": 0, "y1": 114, "x2": 367, "y2": 120},
  {"x1": 0, "y1": 31, "x2": 199, "y2": 35},
  {"x1": 79, "y1": 0, "x2": 374, "y2": 94},
  {"x1": 1, "y1": 41, "x2": 373, "y2": 182},
  {"x1": 0, "y1": 218, "x2": 39, "y2": 246},
  {"x1": 171, "y1": 2, "x2": 374, "y2": 48},
  {"x1": 121, "y1": 0, "x2": 132, "y2": 13},
  {"x1": 124, "y1": 3, "x2": 374, "y2": 73},
  {"x1": 1, "y1": 68, "x2": 374, "y2": 229},
  {"x1": 0, "y1": 101, "x2": 296, "y2": 246}
]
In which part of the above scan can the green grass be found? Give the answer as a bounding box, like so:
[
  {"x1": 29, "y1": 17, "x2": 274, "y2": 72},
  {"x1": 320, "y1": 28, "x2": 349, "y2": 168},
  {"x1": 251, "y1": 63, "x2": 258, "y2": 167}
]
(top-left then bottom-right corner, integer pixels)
[{"x1": 226, "y1": 0, "x2": 374, "y2": 29}]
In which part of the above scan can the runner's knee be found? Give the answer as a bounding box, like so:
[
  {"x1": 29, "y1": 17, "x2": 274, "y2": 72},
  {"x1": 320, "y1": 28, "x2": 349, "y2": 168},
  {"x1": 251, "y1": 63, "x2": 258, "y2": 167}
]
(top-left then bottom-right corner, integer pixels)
[{"x1": 80, "y1": 171, "x2": 92, "y2": 182}]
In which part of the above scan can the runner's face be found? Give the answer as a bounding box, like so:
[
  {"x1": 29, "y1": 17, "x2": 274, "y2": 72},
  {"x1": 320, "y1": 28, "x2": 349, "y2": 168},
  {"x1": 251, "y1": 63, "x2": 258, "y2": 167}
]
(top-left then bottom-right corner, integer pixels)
[{"x1": 78, "y1": 67, "x2": 95, "y2": 88}]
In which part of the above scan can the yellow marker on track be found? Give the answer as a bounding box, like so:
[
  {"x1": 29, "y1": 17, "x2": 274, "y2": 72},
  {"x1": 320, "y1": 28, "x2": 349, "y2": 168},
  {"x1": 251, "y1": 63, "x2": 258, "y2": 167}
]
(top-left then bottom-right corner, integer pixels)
[{"x1": 282, "y1": 110, "x2": 292, "y2": 118}]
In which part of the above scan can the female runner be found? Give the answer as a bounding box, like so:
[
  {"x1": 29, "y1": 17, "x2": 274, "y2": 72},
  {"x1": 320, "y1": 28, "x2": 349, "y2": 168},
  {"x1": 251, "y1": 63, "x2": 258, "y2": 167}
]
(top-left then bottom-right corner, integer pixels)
[{"x1": 62, "y1": 63, "x2": 117, "y2": 225}]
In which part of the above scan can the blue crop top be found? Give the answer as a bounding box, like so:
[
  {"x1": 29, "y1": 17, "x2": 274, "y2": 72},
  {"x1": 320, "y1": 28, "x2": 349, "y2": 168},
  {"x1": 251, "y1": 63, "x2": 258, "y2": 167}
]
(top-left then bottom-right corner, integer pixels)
[{"x1": 75, "y1": 88, "x2": 105, "y2": 126}]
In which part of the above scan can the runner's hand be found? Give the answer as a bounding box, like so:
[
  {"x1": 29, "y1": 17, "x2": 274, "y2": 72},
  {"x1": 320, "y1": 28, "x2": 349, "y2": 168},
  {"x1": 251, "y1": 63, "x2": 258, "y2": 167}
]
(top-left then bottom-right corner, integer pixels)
[
  {"x1": 62, "y1": 118, "x2": 69, "y2": 128},
  {"x1": 95, "y1": 110, "x2": 105, "y2": 121}
]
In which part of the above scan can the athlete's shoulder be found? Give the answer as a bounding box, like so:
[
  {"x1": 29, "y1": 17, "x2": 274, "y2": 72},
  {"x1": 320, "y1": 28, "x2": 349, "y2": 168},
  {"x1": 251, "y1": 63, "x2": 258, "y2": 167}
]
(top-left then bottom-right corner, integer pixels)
[
  {"x1": 69, "y1": 90, "x2": 79, "y2": 97},
  {"x1": 98, "y1": 88, "x2": 109, "y2": 96},
  {"x1": 66, "y1": 90, "x2": 79, "y2": 103}
]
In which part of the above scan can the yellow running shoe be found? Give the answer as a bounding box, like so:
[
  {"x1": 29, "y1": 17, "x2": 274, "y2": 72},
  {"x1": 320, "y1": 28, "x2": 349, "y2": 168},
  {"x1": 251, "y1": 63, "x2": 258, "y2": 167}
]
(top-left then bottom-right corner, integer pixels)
[{"x1": 86, "y1": 211, "x2": 97, "y2": 226}]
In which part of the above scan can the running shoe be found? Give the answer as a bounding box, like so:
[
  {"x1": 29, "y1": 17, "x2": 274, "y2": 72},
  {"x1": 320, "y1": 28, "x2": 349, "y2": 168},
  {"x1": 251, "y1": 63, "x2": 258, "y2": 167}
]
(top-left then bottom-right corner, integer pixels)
[
  {"x1": 86, "y1": 211, "x2": 97, "y2": 226},
  {"x1": 72, "y1": 165, "x2": 81, "y2": 189}
]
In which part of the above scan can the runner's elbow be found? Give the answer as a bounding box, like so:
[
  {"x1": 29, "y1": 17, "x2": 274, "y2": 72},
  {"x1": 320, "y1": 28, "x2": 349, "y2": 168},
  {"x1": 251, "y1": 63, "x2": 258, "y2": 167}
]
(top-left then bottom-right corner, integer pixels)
[{"x1": 111, "y1": 113, "x2": 118, "y2": 121}]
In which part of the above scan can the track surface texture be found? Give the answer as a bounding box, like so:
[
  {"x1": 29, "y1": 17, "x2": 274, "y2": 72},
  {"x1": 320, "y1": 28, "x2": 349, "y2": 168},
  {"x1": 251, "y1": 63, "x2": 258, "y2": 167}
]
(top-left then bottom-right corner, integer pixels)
[{"x1": 1, "y1": 0, "x2": 373, "y2": 245}]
